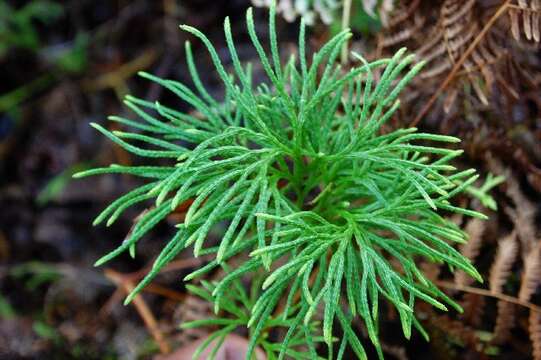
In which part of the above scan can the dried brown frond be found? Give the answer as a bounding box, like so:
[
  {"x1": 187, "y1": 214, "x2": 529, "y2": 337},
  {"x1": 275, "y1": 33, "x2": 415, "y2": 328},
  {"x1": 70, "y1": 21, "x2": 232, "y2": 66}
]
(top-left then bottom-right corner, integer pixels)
[
  {"x1": 455, "y1": 217, "x2": 485, "y2": 286},
  {"x1": 379, "y1": 0, "x2": 541, "y2": 125},
  {"x1": 519, "y1": 242, "x2": 541, "y2": 302},
  {"x1": 419, "y1": 0, "x2": 507, "y2": 108},
  {"x1": 427, "y1": 313, "x2": 480, "y2": 351},
  {"x1": 460, "y1": 292, "x2": 486, "y2": 327},
  {"x1": 487, "y1": 157, "x2": 538, "y2": 253},
  {"x1": 509, "y1": 0, "x2": 541, "y2": 42},
  {"x1": 385, "y1": 0, "x2": 421, "y2": 27},
  {"x1": 492, "y1": 301, "x2": 516, "y2": 344},
  {"x1": 530, "y1": 311, "x2": 541, "y2": 360},
  {"x1": 489, "y1": 231, "x2": 518, "y2": 293},
  {"x1": 174, "y1": 294, "x2": 212, "y2": 345},
  {"x1": 379, "y1": 0, "x2": 424, "y2": 48},
  {"x1": 380, "y1": 0, "x2": 510, "y2": 113},
  {"x1": 503, "y1": 179, "x2": 538, "y2": 255},
  {"x1": 420, "y1": 261, "x2": 441, "y2": 282},
  {"x1": 380, "y1": 343, "x2": 408, "y2": 360},
  {"x1": 525, "y1": 242, "x2": 541, "y2": 359}
]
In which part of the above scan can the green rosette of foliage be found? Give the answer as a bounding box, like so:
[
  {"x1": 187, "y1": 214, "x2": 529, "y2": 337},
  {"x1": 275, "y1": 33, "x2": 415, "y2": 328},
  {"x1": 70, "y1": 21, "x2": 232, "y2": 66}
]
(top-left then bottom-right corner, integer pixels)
[{"x1": 75, "y1": 2, "x2": 486, "y2": 359}]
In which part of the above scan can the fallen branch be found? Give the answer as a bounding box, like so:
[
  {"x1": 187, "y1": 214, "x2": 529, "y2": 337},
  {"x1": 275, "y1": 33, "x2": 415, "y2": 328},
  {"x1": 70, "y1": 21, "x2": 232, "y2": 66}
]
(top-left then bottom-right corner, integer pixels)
[
  {"x1": 437, "y1": 280, "x2": 541, "y2": 314},
  {"x1": 105, "y1": 269, "x2": 171, "y2": 354}
]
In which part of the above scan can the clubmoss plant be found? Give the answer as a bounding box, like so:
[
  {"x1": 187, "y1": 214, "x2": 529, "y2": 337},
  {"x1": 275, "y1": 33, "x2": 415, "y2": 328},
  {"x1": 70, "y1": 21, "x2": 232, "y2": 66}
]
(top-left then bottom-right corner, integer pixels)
[{"x1": 75, "y1": 2, "x2": 487, "y2": 359}]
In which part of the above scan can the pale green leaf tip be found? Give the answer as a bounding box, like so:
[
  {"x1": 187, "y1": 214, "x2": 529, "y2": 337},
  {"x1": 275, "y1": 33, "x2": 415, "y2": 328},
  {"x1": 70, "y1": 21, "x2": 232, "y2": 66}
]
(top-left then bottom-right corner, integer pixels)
[
  {"x1": 403, "y1": 53, "x2": 416, "y2": 61},
  {"x1": 416, "y1": 59, "x2": 427, "y2": 68},
  {"x1": 94, "y1": 257, "x2": 107, "y2": 267},
  {"x1": 123, "y1": 295, "x2": 134, "y2": 306},
  {"x1": 474, "y1": 272, "x2": 484, "y2": 283}
]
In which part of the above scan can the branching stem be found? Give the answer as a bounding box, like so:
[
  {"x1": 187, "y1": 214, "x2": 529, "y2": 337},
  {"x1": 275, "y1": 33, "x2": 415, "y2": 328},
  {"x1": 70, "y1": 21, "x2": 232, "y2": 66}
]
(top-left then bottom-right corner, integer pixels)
[{"x1": 341, "y1": 0, "x2": 353, "y2": 64}]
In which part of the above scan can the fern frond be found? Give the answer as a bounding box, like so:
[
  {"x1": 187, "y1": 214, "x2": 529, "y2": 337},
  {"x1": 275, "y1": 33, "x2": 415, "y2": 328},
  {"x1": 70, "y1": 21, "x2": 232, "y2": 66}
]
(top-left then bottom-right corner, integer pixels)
[
  {"x1": 493, "y1": 301, "x2": 516, "y2": 344},
  {"x1": 454, "y1": 217, "x2": 485, "y2": 286},
  {"x1": 530, "y1": 311, "x2": 541, "y2": 360},
  {"x1": 510, "y1": 0, "x2": 541, "y2": 42},
  {"x1": 519, "y1": 242, "x2": 541, "y2": 302},
  {"x1": 490, "y1": 232, "x2": 519, "y2": 344},
  {"x1": 489, "y1": 231, "x2": 518, "y2": 294}
]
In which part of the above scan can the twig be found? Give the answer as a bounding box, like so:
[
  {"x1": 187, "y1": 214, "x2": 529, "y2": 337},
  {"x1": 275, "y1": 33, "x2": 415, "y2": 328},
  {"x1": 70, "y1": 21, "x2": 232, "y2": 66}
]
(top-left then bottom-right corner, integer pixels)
[
  {"x1": 82, "y1": 48, "x2": 158, "y2": 99},
  {"x1": 99, "y1": 254, "x2": 211, "y2": 349},
  {"x1": 123, "y1": 255, "x2": 212, "y2": 282},
  {"x1": 437, "y1": 280, "x2": 541, "y2": 314},
  {"x1": 410, "y1": 0, "x2": 512, "y2": 127},
  {"x1": 99, "y1": 287, "x2": 125, "y2": 318},
  {"x1": 105, "y1": 269, "x2": 171, "y2": 354},
  {"x1": 145, "y1": 283, "x2": 186, "y2": 302}
]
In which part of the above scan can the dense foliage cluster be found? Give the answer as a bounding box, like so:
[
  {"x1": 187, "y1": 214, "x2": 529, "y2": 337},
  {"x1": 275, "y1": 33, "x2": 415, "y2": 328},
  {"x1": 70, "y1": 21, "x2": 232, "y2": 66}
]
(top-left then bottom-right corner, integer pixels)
[{"x1": 76, "y1": 2, "x2": 486, "y2": 358}]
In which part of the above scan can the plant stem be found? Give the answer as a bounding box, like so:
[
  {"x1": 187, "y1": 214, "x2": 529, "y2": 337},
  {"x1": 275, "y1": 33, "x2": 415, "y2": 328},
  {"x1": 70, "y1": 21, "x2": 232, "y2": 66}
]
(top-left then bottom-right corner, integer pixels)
[
  {"x1": 293, "y1": 155, "x2": 305, "y2": 208},
  {"x1": 341, "y1": 0, "x2": 353, "y2": 65}
]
